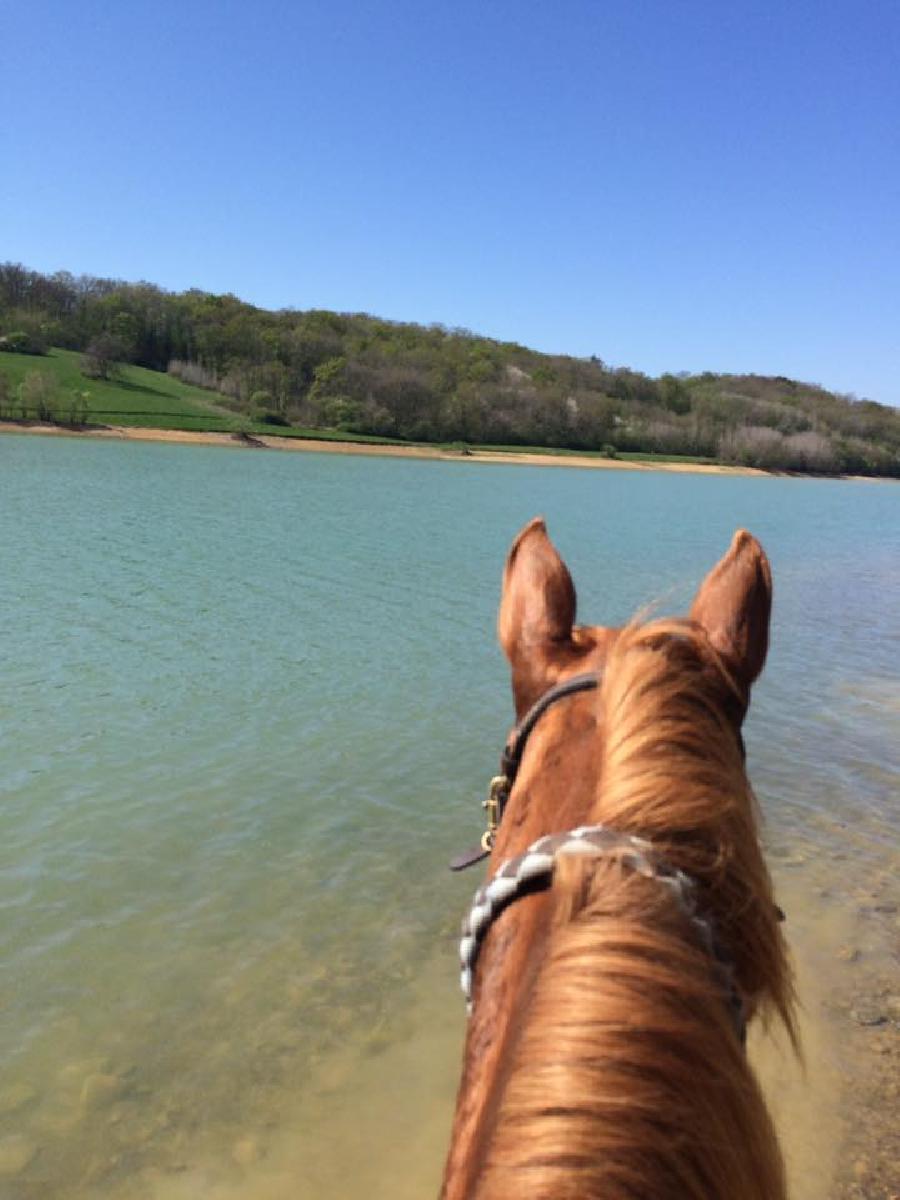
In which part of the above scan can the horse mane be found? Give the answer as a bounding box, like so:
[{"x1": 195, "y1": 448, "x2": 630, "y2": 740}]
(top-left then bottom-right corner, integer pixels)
[{"x1": 472, "y1": 618, "x2": 796, "y2": 1200}]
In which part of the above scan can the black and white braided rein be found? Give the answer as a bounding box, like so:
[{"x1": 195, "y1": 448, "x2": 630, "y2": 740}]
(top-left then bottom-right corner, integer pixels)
[{"x1": 459, "y1": 823, "x2": 745, "y2": 1040}]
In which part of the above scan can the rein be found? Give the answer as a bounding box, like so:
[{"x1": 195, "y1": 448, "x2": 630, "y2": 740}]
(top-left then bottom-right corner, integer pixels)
[
  {"x1": 450, "y1": 670, "x2": 748, "y2": 1042},
  {"x1": 458, "y1": 824, "x2": 746, "y2": 1040}
]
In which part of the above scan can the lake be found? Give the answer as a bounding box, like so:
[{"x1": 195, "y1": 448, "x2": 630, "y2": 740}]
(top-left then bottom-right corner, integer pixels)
[{"x1": 1, "y1": 433, "x2": 898, "y2": 1199}]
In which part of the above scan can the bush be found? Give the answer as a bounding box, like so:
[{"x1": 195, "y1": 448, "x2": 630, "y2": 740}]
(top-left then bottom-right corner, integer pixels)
[
  {"x1": 782, "y1": 430, "x2": 838, "y2": 474},
  {"x1": 260, "y1": 410, "x2": 290, "y2": 426},
  {"x1": 82, "y1": 332, "x2": 128, "y2": 379},
  {"x1": 168, "y1": 359, "x2": 222, "y2": 391},
  {"x1": 0, "y1": 330, "x2": 46, "y2": 355},
  {"x1": 718, "y1": 425, "x2": 789, "y2": 470},
  {"x1": 65, "y1": 390, "x2": 90, "y2": 426},
  {"x1": 18, "y1": 370, "x2": 61, "y2": 421}
]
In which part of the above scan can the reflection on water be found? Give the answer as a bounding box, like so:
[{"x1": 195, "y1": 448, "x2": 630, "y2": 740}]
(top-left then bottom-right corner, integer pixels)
[{"x1": 0, "y1": 435, "x2": 897, "y2": 1198}]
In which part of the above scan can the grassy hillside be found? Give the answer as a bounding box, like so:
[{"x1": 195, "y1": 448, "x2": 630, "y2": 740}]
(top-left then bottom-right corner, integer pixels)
[
  {"x1": 0, "y1": 348, "x2": 239, "y2": 431},
  {"x1": 0, "y1": 349, "x2": 447, "y2": 447}
]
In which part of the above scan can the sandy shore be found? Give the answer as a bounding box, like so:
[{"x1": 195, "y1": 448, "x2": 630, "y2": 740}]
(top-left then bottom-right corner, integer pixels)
[{"x1": 0, "y1": 420, "x2": 772, "y2": 477}]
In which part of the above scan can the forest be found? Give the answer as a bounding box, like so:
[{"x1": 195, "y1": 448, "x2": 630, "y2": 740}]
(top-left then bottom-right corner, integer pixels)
[{"x1": 1, "y1": 262, "x2": 898, "y2": 476}]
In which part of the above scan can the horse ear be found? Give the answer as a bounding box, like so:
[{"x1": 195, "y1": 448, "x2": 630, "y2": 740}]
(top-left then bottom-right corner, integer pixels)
[
  {"x1": 498, "y1": 519, "x2": 576, "y2": 707},
  {"x1": 690, "y1": 530, "x2": 772, "y2": 693}
]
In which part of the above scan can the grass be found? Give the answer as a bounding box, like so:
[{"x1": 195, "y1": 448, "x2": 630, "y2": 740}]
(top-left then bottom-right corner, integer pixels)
[
  {"x1": 244, "y1": 424, "x2": 412, "y2": 445},
  {"x1": 0, "y1": 348, "x2": 718, "y2": 466},
  {"x1": 0, "y1": 348, "x2": 238, "y2": 429}
]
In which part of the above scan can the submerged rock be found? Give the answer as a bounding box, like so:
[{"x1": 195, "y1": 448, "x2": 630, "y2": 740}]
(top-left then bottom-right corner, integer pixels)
[
  {"x1": 850, "y1": 1002, "x2": 888, "y2": 1028},
  {"x1": 780, "y1": 854, "x2": 807, "y2": 868},
  {"x1": 836, "y1": 945, "x2": 861, "y2": 963}
]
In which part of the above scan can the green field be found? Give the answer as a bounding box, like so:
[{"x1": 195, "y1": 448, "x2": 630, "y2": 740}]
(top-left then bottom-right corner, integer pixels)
[
  {"x1": 0, "y1": 348, "x2": 242, "y2": 430},
  {"x1": 0, "y1": 348, "x2": 713, "y2": 464}
]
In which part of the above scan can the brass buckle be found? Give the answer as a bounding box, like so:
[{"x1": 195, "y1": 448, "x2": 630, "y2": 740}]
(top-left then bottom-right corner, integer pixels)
[{"x1": 481, "y1": 775, "x2": 509, "y2": 852}]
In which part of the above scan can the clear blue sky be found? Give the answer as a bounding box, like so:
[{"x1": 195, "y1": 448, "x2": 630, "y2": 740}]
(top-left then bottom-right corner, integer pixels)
[{"x1": 4, "y1": 0, "x2": 899, "y2": 403}]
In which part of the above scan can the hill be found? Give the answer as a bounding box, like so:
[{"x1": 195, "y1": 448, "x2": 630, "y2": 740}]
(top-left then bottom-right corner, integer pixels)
[
  {"x1": 0, "y1": 348, "x2": 235, "y2": 431},
  {"x1": 1, "y1": 263, "x2": 898, "y2": 476}
]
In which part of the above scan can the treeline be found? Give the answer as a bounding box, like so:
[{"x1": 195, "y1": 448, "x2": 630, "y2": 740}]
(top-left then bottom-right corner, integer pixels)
[{"x1": 1, "y1": 262, "x2": 898, "y2": 476}]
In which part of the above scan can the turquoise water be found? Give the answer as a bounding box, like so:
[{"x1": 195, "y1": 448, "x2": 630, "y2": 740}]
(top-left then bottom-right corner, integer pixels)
[{"x1": 1, "y1": 434, "x2": 898, "y2": 1198}]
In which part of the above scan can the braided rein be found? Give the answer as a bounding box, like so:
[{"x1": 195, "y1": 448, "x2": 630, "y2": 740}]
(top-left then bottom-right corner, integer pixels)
[{"x1": 459, "y1": 823, "x2": 745, "y2": 1040}]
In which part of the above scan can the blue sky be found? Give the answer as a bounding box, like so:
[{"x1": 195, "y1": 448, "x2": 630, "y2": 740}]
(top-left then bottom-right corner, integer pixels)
[{"x1": 3, "y1": 0, "x2": 899, "y2": 403}]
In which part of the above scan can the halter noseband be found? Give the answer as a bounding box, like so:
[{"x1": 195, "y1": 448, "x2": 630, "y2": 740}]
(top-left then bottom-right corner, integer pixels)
[{"x1": 450, "y1": 671, "x2": 748, "y2": 1042}]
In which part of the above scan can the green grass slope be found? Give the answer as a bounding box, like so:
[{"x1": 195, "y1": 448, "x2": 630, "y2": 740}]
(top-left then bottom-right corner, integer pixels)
[
  {"x1": 0, "y1": 349, "x2": 438, "y2": 445},
  {"x1": 0, "y1": 348, "x2": 241, "y2": 430},
  {"x1": 0, "y1": 347, "x2": 444, "y2": 451}
]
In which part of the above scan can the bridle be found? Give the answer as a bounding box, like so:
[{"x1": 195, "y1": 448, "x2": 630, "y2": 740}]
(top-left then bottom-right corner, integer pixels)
[
  {"x1": 449, "y1": 671, "x2": 601, "y2": 873},
  {"x1": 449, "y1": 671, "x2": 748, "y2": 1042}
]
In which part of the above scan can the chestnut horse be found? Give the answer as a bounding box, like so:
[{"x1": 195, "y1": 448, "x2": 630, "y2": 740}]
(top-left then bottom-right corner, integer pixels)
[{"x1": 442, "y1": 519, "x2": 795, "y2": 1200}]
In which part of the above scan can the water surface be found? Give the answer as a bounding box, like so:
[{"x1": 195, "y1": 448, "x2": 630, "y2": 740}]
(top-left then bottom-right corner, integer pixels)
[{"x1": 1, "y1": 434, "x2": 898, "y2": 1198}]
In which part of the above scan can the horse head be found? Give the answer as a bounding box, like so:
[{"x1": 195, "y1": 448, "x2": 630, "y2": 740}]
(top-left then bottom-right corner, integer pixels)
[{"x1": 443, "y1": 519, "x2": 794, "y2": 1200}]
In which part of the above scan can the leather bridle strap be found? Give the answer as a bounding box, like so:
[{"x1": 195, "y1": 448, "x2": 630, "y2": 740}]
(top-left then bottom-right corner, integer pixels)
[
  {"x1": 500, "y1": 672, "x2": 601, "y2": 787},
  {"x1": 449, "y1": 672, "x2": 600, "y2": 872}
]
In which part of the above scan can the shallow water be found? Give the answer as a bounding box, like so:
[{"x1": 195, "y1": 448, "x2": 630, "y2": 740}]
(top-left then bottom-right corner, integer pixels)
[{"x1": 1, "y1": 434, "x2": 898, "y2": 1198}]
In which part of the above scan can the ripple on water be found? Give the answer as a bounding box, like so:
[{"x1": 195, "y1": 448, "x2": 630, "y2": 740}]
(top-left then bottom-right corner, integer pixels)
[{"x1": 1, "y1": 436, "x2": 898, "y2": 1198}]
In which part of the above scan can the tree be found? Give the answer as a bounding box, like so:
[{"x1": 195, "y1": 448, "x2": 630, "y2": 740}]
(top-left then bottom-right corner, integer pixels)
[
  {"x1": 0, "y1": 312, "x2": 49, "y2": 354},
  {"x1": 82, "y1": 332, "x2": 128, "y2": 379},
  {"x1": 18, "y1": 370, "x2": 61, "y2": 421},
  {"x1": 659, "y1": 374, "x2": 691, "y2": 414},
  {"x1": 66, "y1": 389, "x2": 90, "y2": 426}
]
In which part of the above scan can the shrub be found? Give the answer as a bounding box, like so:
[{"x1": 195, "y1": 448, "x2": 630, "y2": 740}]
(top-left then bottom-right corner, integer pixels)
[
  {"x1": 18, "y1": 370, "x2": 61, "y2": 421},
  {"x1": 66, "y1": 390, "x2": 90, "y2": 426},
  {"x1": 782, "y1": 430, "x2": 838, "y2": 474},
  {"x1": 718, "y1": 426, "x2": 784, "y2": 469},
  {"x1": 168, "y1": 359, "x2": 221, "y2": 391},
  {"x1": 0, "y1": 330, "x2": 46, "y2": 355},
  {"x1": 82, "y1": 333, "x2": 128, "y2": 379}
]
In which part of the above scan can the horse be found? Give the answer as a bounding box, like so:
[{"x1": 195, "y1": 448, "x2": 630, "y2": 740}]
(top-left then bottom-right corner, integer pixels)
[{"x1": 442, "y1": 518, "x2": 795, "y2": 1200}]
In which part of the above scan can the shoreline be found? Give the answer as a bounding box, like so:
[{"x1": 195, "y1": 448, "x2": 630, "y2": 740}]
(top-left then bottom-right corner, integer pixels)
[
  {"x1": 0, "y1": 421, "x2": 770, "y2": 477},
  {"x1": 0, "y1": 420, "x2": 890, "y2": 481}
]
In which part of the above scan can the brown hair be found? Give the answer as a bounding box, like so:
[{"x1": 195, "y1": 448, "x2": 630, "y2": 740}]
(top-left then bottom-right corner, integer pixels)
[{"x1": 473, "y1": 620, "x2": 795, "y2": 1200}]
